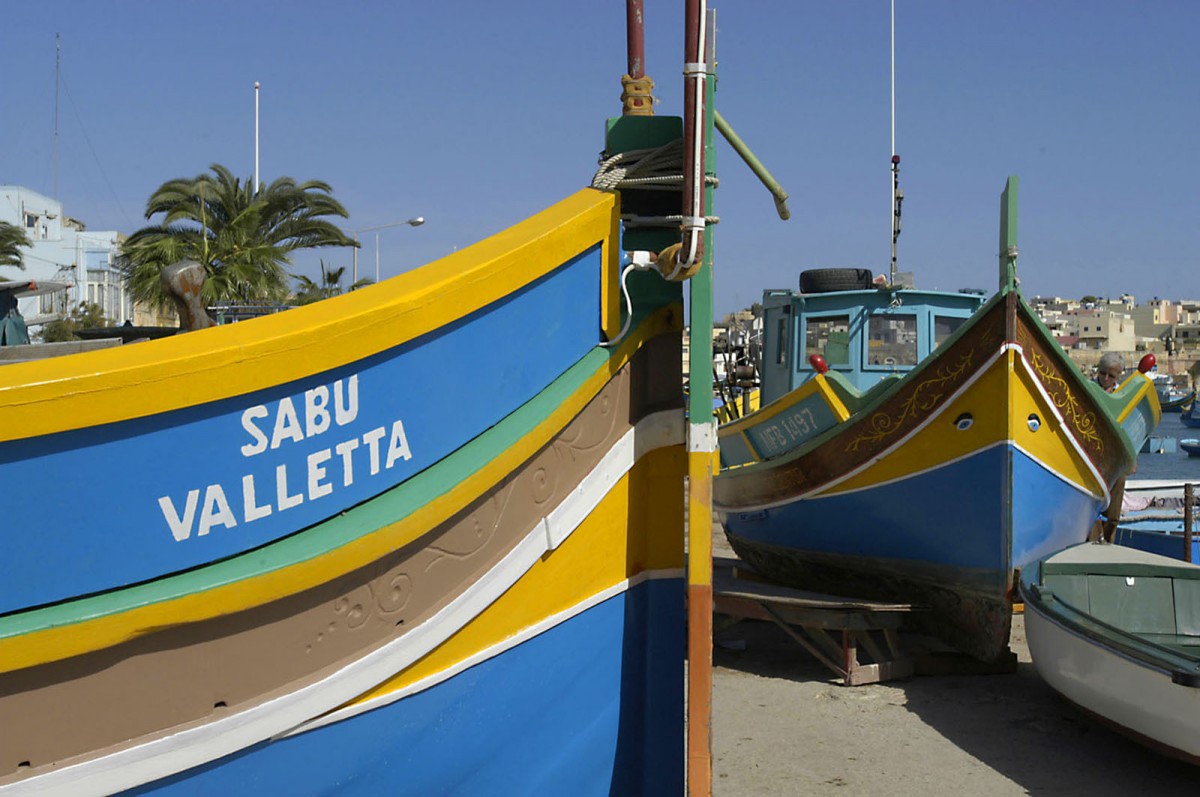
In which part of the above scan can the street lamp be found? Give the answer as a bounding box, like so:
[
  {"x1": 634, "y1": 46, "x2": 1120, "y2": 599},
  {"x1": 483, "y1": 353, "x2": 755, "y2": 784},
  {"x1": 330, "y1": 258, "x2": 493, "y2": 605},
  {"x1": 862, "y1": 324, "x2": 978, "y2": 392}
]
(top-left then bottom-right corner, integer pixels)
[{"x1": 351, "y1": 217, "x2": 425, "y2": 285}]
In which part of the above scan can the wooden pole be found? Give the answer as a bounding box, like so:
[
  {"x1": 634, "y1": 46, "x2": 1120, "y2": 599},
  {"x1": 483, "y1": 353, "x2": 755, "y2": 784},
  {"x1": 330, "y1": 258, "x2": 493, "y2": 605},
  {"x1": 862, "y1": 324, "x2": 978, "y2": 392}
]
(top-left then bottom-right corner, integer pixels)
[
  {"x1": 685, "y1": 8, "x2": 716, "y2": 795},
  {"x1": 1185, "y1": 483, "x2": 1194, "y2": 563}
]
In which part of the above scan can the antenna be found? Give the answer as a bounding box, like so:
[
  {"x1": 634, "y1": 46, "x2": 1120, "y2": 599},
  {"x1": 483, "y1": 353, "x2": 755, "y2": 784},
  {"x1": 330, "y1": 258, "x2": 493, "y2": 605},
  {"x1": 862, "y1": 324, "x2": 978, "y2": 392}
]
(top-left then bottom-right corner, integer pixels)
[
  {"x1": 54, "y1": 33, "x2": 61, "y2": 200},
  {"x1": 254, "y1": 82, "x2": 260, "y2": 193},
  {"x1": 889, "y1": 0, "x2": 904, "y2": 285}
]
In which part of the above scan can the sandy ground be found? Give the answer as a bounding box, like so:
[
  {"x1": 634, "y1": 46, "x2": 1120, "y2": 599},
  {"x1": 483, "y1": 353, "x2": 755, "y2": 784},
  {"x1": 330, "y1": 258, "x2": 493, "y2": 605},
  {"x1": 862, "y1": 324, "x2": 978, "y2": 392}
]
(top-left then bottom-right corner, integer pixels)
[{"x1": 709, "y1": 528, "x2": 1199, "y2": 796}]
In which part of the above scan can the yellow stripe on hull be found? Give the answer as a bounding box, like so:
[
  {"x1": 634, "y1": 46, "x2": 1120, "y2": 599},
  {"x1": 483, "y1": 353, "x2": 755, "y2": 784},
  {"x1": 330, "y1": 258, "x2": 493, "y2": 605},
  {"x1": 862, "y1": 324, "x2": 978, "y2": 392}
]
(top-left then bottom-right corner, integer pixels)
[
  {"x1": 821, "y1": 348, "x2": 1104, "y2": 498},
  {"x1": 346, "y1": 446, "x2": 686, "y2": 706},
  {"x1": 0, "y1": 189, "x2": 620, "y2": 443}
]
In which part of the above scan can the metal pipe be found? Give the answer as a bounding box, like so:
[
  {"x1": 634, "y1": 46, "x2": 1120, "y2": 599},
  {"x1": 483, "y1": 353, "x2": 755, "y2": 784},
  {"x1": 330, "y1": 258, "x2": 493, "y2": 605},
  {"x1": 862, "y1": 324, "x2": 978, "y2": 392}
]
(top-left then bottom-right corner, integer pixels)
[
  {"x1": 671, "y1": 0, "x2": 707, "y2": 277},
  {"x1": 626, "y1": 0, "x2": 644, "y2": 79},
  {"x1": 713, "y1": 110, "x2": 790, "y2": 220}
]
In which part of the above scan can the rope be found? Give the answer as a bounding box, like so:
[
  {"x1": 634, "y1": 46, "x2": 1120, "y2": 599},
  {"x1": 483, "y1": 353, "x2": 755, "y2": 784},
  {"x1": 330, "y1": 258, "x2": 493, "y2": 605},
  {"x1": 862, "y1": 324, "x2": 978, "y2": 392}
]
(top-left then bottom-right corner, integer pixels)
[
  {"x1": 592, "y1": 138, "x2": 685, "y2": 191},
  {"x1": 621, "y1": 214, "x2": 719, "y2": 228}
]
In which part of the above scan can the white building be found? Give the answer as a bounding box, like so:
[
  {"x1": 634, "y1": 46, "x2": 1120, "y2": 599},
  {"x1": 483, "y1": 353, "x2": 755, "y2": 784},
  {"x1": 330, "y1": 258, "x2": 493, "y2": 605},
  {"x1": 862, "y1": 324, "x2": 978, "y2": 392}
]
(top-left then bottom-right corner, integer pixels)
[{"x1": 0, "y1": 185, "x2": 130, "y2": 327}]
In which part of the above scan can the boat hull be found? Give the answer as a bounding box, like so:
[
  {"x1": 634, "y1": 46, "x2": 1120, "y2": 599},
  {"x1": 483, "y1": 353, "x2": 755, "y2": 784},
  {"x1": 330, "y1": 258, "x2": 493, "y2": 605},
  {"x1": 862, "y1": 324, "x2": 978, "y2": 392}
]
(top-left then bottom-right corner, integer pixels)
[{"x1": 1025, "y1": 599, "x2": 1200, "y2": 765}]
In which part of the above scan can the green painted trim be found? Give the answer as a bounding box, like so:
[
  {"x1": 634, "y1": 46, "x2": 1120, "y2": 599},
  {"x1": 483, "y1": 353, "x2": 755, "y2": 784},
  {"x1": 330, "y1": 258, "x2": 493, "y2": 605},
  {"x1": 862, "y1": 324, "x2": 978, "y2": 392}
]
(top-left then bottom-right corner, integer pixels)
[
  {"x1": 0, "y1": 310, "x2": 677, "y2": 641},
  {"x1": 1026, "y1": 584, "x2": 1200, "y2": 681},
  {"x1": 998, "y1": 176, "x2": 1019, "y2": 292},
  {"x1": 687, "y1": 63, "x2": 718, "y2": 423}
]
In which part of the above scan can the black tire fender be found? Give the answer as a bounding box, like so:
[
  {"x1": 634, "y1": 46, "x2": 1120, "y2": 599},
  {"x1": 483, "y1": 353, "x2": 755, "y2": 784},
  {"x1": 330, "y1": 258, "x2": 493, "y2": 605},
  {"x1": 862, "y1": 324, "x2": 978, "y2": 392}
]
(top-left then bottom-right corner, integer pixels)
[{"x1": 798, "y1": 268, "x2": 875, "y2": 293}]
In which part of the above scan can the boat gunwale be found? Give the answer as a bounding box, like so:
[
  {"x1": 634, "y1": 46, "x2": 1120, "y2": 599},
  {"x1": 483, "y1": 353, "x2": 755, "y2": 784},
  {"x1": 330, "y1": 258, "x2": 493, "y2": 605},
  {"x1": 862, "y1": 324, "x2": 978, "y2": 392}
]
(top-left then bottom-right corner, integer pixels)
[{"x1": 0, "y1": 188, "x2": 621, "y2": 443}]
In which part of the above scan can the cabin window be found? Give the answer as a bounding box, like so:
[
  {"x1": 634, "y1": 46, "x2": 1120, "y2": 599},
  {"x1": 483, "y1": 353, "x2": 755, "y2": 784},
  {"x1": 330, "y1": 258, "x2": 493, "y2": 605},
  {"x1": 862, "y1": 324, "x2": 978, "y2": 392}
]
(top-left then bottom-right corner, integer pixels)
[
  {"x1": 775, "y1": 318, "x2": 788, "y2": 365},
  {"x1": 867, "y1": 315, "x2": 917, "y2": 366},
  {"x1": 804, "y1": 315, "x2": 850, "y2": 366},
  {"x1": 934, "y1": 315, "x2": 966, "y2": 349}
]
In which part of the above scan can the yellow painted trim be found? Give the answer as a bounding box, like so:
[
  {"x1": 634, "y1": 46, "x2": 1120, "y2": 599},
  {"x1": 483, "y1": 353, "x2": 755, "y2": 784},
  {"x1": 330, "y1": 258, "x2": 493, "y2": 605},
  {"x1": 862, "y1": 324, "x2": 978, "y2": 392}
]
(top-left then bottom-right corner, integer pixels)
[
  {"x1": 0, "y1": 309, "x2": 681, "y2": 673},
  {"x1": 0, "y1": 189, "x2": 619, "y2": 442},
  {"x1": 719, "y1": 373, "x2": 846, "y2": 440},
  {"x1": 817, "y1": 375, "x2": 852, "y2": 421},
  {"x1": 344, "y1": 448, "x2": 685, "y2": 704},
  {"x1": 1115, "y1": 376, "x2": 1156, "y2": 425},
  {"x1": 686, "y1": 450, "x2": 716, "y2": 588}
]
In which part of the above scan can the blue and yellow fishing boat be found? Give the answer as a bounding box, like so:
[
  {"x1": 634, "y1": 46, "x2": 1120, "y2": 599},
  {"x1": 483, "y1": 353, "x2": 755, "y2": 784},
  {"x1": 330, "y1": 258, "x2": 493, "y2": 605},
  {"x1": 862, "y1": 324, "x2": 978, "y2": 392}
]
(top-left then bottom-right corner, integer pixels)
[
  {"x1": 715, "y1": 178, "x2": 1161, "y2": 660},
  {"x1": 0, "y1": 2, "x2": 727, "y2": 793}
]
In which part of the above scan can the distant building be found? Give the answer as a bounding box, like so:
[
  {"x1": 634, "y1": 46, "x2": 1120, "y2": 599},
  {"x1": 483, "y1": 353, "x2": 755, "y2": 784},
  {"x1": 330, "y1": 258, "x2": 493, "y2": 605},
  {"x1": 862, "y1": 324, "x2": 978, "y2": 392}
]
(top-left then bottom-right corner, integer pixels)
[
  {"x1": 1061, "y1": 307, "x2": 1136, "y2": 351},
  {"x1": 0, "y1": 185, "x2": 132, "y2": 327}
]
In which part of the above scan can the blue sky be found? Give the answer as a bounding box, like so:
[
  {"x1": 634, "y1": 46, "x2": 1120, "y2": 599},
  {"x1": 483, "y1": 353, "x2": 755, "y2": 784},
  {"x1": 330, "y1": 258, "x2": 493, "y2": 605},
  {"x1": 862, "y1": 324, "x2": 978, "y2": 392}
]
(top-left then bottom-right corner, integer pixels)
[{"x1": 3, "y1": 1, "x2": 1197, "y2": 318}]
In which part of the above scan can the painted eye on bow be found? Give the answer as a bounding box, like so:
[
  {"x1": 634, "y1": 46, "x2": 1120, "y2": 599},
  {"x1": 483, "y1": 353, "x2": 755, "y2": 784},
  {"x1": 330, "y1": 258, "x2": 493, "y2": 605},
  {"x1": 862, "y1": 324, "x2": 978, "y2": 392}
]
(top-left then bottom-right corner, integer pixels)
[
  {"x1": 954, "y1": 413, "x2": 973, "y2": 431},
  {"x1": 1028, "y1": 413, "x2": 1041, "y2": 432}
]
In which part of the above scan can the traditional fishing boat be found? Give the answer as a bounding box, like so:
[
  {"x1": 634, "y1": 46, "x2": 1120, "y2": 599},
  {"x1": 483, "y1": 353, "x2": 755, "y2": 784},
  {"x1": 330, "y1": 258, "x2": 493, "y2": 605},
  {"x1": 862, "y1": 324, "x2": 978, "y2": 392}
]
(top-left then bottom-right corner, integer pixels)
[
  {"x1": 1021, "y1": 541, "x2": 1200, "y2": 764},
  {"x1": 0, "y1": 3, "x2": 724, "y2": 793},
  {"x1": 714, "y1": 177, "x2": 1161, "y2": 660}
]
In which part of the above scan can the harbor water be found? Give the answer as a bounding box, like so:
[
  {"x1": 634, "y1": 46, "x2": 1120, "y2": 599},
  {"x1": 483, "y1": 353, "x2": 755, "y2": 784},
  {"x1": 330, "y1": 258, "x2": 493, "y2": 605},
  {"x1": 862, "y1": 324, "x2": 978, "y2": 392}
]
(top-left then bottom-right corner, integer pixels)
[{"x1": 1133, "y1": 410, "x2": 1200, "y2": 481}]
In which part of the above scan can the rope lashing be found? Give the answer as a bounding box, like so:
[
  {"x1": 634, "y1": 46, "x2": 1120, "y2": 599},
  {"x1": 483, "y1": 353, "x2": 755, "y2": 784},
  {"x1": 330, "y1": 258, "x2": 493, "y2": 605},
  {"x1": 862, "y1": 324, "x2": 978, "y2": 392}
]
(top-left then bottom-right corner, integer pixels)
[
  {"x1": 620, "y1": 74, "x2": 656, "y2": 116},
  {"x1": 591, "y1": 138, "x2": 685, "y2": 191}
]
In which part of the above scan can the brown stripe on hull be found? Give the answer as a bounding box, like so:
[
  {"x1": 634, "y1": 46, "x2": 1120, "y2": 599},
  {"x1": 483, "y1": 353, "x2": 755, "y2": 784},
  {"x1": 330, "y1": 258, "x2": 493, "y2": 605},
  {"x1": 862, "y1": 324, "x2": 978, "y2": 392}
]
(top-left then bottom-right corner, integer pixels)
[
  {"x1": 715, "y1": 297, "x2": 1007, "y2": 510},
  {"x1": 0, "y1": 336, "x2": 682, "y2": 780}
]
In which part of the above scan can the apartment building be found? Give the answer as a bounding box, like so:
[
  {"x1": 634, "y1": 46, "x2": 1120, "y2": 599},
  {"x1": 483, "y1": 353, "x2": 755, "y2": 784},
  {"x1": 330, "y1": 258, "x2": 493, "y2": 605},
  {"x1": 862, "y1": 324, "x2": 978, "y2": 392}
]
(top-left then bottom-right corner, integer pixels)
[{"x1": 0, "y1": 185, "x2": 131, "y2": 327}]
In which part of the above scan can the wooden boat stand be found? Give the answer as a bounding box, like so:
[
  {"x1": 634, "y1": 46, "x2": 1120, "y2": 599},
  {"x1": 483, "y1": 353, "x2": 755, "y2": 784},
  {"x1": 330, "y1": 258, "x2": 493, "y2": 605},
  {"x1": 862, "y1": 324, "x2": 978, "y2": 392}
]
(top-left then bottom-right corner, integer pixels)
[{"x1": 712, "y1": 557, "x2": 919, "y2": 686}]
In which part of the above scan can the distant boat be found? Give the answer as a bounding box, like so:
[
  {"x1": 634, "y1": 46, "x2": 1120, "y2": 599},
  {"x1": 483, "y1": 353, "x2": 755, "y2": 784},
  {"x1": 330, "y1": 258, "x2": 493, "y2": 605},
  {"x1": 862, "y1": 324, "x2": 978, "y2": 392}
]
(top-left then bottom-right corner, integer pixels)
[
  {"x1": 1183, "y1": 439, "x2": 1200, "y2": 457},
  {"x1": 1160, "y1": 388, "x2": 1195, "y2": 413},
  {"x1": 1182, "y1": 401, "x2": 1200, "y2": 428},
  {"x1": 1022, "y1": 541, "x2": 1200, "y2": 765},
  {"x1": 1114, "y1": 480, "x2": 1200, "y2": 563},
  {"x1": 714, "y1": 177, "x2": 1161, "y2": 661}
]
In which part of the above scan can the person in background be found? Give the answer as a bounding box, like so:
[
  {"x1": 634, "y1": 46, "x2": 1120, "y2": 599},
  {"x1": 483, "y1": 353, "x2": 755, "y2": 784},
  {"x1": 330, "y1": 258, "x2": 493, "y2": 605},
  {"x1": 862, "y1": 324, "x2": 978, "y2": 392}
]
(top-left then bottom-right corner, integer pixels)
[
  {"x1": 1094, "y1": 351, "x2": 1125, "y2": 393},
  {"x1": 1089, "y1": 351, "x2": 1130, "y2": 541}
]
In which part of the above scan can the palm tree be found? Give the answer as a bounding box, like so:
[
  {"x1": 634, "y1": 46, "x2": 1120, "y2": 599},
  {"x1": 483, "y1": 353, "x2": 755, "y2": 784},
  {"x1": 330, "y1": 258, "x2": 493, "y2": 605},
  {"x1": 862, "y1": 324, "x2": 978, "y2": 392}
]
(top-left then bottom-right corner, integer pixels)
[
  {"x1": 291, "y1": 260, "x2": 373, "y2": 305},
  {"x1": 0, "y1": 221, "x2": 31, "y2": 275},
  {"x1": 117, "y1": 164, "x2": 358, "y2": 308}
]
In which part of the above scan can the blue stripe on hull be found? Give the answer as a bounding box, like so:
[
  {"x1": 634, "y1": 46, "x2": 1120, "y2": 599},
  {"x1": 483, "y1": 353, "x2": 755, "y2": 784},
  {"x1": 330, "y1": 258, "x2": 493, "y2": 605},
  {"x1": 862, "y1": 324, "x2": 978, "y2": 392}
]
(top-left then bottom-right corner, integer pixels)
[
  {"x1": 0, "y1": 250, "x2": 601, "y2": 615},
  {"x1": 1010, "y1": 448, "x2": 1104, "y2": 570},
  {"x1": 127, "y1": 578, "x2": 685, "y2": 797},
  {"x1": 724, "y1": 444, "x2": 1101, "y2": 576}
]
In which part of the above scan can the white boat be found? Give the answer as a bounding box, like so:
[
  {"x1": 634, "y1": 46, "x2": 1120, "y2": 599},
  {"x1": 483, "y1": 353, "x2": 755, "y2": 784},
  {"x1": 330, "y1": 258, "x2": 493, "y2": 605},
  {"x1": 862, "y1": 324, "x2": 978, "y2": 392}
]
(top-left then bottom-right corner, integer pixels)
[{"x1": 1021, "y1": 541, "x2": 1200, "y2": 764}]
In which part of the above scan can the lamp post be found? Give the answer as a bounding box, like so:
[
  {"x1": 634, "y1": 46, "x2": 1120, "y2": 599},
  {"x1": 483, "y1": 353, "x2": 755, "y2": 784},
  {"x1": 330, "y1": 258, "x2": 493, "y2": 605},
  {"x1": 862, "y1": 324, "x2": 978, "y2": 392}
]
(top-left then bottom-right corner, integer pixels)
[{"x1": 351, "y1": 217, "x2": 425, "y2": 285}]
